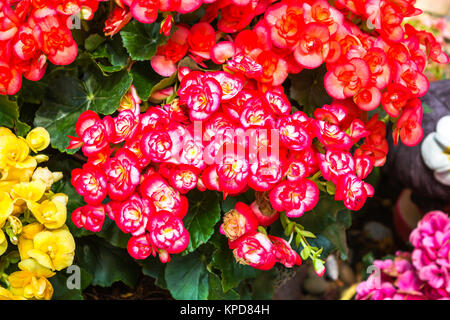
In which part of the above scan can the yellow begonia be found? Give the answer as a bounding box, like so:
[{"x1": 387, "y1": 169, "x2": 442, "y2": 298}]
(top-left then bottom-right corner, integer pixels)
[
  {"x1": 26, "y1": 225, "x2": 75, "y2": 271},
  {"x1": 25, "y1": 127, "x2": 50, "y2": 153},
  {"x1": 0, "y1": 191, "x2": 13, "y2": 227},
  {"x1": 0, "y1": 135, "x2": 36, "y2": 170},
  {"x1": 29, "y1": 193, "x2": 68, "y2": 229},
  {"x1": 32, "y1": 167, "x2": 63, "y2": 190},
  {"x1": 0, "y1": 229, "x2": 7, "y2": 256},
  {"x1": 0, "y1": 166, "x2": 35, "y2": 183},
  {"x1": 11, "y1": 180, "x2": 46, "y2": 203},
  {"x1": 0, "y1": 286, "x2": 26, "y2": 300},
  {"x1": 18, "y1": 222, "x2": 45, "y2": 261},
  {"x1": 8, "y1": 258, "x2": 55, "y2": 300}
]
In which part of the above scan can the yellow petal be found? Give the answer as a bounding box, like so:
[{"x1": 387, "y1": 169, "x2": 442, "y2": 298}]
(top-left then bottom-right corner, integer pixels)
[
  {"x1": 11, "y1": 181, "x2": 46, "y2": 202},
  {"x1": 26, "y1": 127, "x2": 50, "y2": 153}
]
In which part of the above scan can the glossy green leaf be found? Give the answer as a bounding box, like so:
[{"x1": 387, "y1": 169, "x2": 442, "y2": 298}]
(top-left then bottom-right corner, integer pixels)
[
  {"x1": 0, "y1": 96, "x2": 31, "y2": 135},
  {"x1": 34, "y1": 69, "x2": 132, "y2": 153},
  {"x1": 75, "y1": 236, "x2": 140, "y2": 288},
  {"x1": 211, "y1": 235, "x2": 257, "y2": 292},
  {"x1": 183, "y1": 190, "x2": 221, "y2": 253},
  {"x1": 165, "y1": 252, "x2": 209, "y2": 300},
  {"x1": 207, "y1": 273, "x2": 240, "y2": 300},
  {"x1": 120, "y1": 20, "x2": 164, "y2": 61}
]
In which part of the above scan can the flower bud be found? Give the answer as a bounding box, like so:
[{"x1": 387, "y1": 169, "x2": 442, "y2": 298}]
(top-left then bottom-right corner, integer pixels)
[{"x1": 26, "y1": 127, "x2": 50, "y2": 152}]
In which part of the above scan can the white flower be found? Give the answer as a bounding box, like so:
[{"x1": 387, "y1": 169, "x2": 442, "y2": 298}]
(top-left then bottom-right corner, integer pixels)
[{"x1": 421, "y1": 115, "x2": 450, "y2": 185}]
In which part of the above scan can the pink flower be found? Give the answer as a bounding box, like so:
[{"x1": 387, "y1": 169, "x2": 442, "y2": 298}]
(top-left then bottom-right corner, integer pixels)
[
  {"x1": 269, "y1": 179, "x2": 319, "y2": 218},
  {"x1": 335, "y1": 173, "x2": 374, "y2": 211},
  {"x1": 410, "y1": 211, "x2": 450, "y2": 293},
  {"x1": 230, "y1": 232, "x2": 276, "y2": 271},
  {"x1": 178, "y1": 71, "x2": 222, "y2": 121},
  {"x1": 72, "y1": 204, "x2": 106, "y2": 233}
]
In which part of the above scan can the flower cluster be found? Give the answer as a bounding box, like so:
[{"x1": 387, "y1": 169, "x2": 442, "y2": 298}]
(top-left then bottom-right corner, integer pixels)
[
  {"x1": 0, "y1": 0, "x2": 104, "y2": 95},
  {"x1": 220, "y1": 202, "x2": 301, "y2": 270},
  {"x1": 68, "y1": 88, "x2": 190, "y2": 263},
  {"x1": 0, "y1": 126, "x2": 75, "y2": 300},
  {"x1": 69, "y1": 0, "x2": 447, "y2": 271},
  {"x1": 356, "y1": 211, "x2": 450, "y2": 300}
]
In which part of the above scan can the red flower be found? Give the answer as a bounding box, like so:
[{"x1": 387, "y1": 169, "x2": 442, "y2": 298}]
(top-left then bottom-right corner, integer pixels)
[
  {"x1": 277, "y1": 114, "x2": 311, "y2": 151},
  {"x1": 116, "y1": 193, "x2": 154, "y2": 236},
  {"x1": 269, "y1": 235, "x2": 302, "y2": 268},
  {"x1": 140, "y1": 173, "x2": 188, "y2": 218},
  {"x1": 151, "y1": 25, "x2": 190, "y2": 77},
  {"x1": 318, "y1": 149, "x2": 355, "y2": 184},
  {"x1": 147, "y1": 212, "x2": 189, "y2": 254},
  {"x1": 324, "y1": 58, "x2": 370, "y2": 100},
  {"x1": 104, "y1": 149, "x2": 141, "y2": 201},
  {"x1": 71, "y1": 163, "x2": 107, "y2": 205},
  {"x1": 335, "y1": 173, "x2": 374, "y2": 211},
  {"x1": 34, "y1": 15, "x2": 78, "y2": 65},
  {"x1": 72, "y1": 204, "x2": 106, "y2": 232},
  {"x1": 178, "y1": 71, "x2": 222, "y2": 121},
  {"x1": 188, "y1": 22, "x2": 216, "y2": 60},
  {"x1": 104, "y1": 5, "x2": 132, "y2": 37},
  {"x1": 103, "y1": 109, "x2": 139, "y2": 144},
  {"x1": 127, "y1": 233, "x2": 154, "y2": 260},
  {"x1": 230, "y1": 231, "x2": 276, "y2": 270},
  {"x1": 393, "y1": 98, "x2": 423, "y2": 147},
  {"x1": 68, "y1": 110, "x2": 109, "y2": 156},
  {"x1": 294, "y1": 22, "x2": 330, "y2": 69},
  {"x1": 269, "y1": 179, "x2": 319, "y2": 218},
  {"x1": 130, "y1": 0, "x2": 160, "y2": 24},
  {"x1": 264, "y1": 2, "x2": 304, "y2": 49}
]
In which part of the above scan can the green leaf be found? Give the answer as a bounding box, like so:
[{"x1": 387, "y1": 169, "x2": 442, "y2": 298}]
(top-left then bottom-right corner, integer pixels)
[
  {"x1": 90, "y1": 36, "x2": 129, "y2": 74},
  {"x1": 19, "y1": 79, "x2": 48, "y2": 105},
  {"x1": 120, "y1": 20, "x2": 164, "y2": 61},
  {"x1": 249, "y1": 269, "x2": 277, "y2": 300},
  {"x1": 295, "y1": 193, "x2": 345, "y2": 234},
  {"x1": 289, "y1": 65, "x2": 331, "y2": 116},
  {"x1": 322, "y1": 223, "x2": 349, "y2": 260},
  {"x1": 0, "y1": 96, "x2": 31, "y2": 135},
  {"x1": 130, "y1": 61, "x2": 162, "y2": 101},
  {"x1": 208, "y1": 273, "x2": 240, "y2": 300},
  {"x1": 75, "y1": 236, "x2": 140, "y2": 288},
  {"x1": 422, "y1": 103, "x2": 433, "y2": 114},
  {"x1": 50, "y1": 267, "x2": 93, "y2": 300},
  {"x1": 165, "y1": 252, "x2": 209, "y2": 300},
  {"x1": 221, "y1": 189, "x2": 255, "y2": 213},
  {"x1": 96, "y1": 217, "x2": 131, "y2": 249},
  {"x1": 142, "y1": 258, "x2": 167, "y2": 289},
  {"x1": 211, "y1": 235, "x2": 257, "y2": 292},
  {"x1": 34, "y1": 69, "x2": 132, "y2": 153},
  {"x1": 85, "y1": 34, "x2": 106, "y2": 52},
  {"x1": 47, "y1": 156, "x2": 92, "y2": 238},
  {"x1": 183, "y1": 190, "x2": 221, "y2": 253}
]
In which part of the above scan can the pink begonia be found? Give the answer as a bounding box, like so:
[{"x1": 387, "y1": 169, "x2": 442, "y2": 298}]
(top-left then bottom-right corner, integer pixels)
[{"x1": 356, "y1": 211, "x2": 450, "y2": 300}]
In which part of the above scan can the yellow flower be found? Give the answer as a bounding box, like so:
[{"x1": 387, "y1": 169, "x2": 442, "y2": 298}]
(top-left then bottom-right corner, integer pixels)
[
  {"x1": 18, "y1": 222, "x2": 45, "y2": 261},
  {"x1": 0, "y1": 127, "x2": 15, "y2": 138},
  {"x1": 29, "y1": 193, "x2": 68, "y2": 229},
  {"x1": 32, "y1": 167, "x2": 63, "y2": 190},
  {"x1": 0, "y1": 229, "x2": 7, "y2": 256},
  {"x1": 0, "y1": 166, "x2": 35, "y2": 183},
  {"x1": 27, "y1": 226, "x2": 75, "y2": 271},
  {"x1": 0, "y1": 135, "x2": 35, "y2": 169},
  {"x1": 0, "y1": 286, "x2": 26, "y2": 300},
  {"x1": 0, "y1": 191, "x2": 13, "y2": 227},
  {"x1": 8, "y1": 258, "x2": 55, "y2": 300},
  {"x1": 11, "y1": 180, "x2": 46, "y2": 203},
  {"x1": 26, "y1": 127, "x2": 50, "y2": 153}
]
